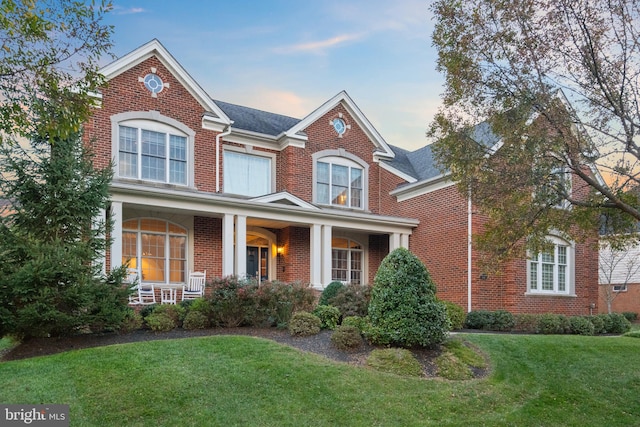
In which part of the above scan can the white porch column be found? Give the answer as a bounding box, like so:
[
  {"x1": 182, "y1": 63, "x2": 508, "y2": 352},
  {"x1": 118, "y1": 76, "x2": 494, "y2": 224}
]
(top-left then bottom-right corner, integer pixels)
[
  {"x1": 222, "y1": 214, "x2": 234, "y2": 276},
  {"x1": 400, "y1": 233, "x2": 409, "y2": 249},
  {"x1": 310, "y1": 224, "x2": 322, "y2": 287},
  {"x1": 321, "y1": 225, "x2": 332, "y2": 287},
  {"x1": 235, "y1": 215, "x2": 247, "y2": 278},
  {"x1": 389, "y1": 232, "x2": 401, "y2": 252},
  {"x1": 110, "y1": 201, "x2": 123, "y2": 271}
]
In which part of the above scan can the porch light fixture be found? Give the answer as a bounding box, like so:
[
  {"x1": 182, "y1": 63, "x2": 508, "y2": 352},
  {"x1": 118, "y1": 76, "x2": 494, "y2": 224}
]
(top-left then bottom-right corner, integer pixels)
[{"x1": 276, "y1": 245, "x2": 284, "y2": 256}]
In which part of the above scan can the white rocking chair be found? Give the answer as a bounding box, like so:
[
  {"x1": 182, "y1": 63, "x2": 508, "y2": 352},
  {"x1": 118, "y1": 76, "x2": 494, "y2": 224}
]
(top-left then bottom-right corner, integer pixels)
[
  {"x1": 127, "y1": 268, "x2": 156, "y2": 305},
  {"x1": 182, "y1": 270, "x2": 206, "y2": 301}
]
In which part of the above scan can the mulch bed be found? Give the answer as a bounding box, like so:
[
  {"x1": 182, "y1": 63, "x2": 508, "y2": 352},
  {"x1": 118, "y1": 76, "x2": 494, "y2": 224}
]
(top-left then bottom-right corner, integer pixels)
[{"x1": 1, "y1": 327, "x2": 456, "y2": 378}]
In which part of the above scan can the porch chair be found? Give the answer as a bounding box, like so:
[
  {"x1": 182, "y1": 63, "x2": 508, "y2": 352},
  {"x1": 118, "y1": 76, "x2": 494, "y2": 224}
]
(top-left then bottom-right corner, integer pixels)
[
  {"x1": 127, "y1": 268, "x2": 156, "y2": 305},
  {"x1": 182, "y1": 270, "x2": 206, "y2": 301}
]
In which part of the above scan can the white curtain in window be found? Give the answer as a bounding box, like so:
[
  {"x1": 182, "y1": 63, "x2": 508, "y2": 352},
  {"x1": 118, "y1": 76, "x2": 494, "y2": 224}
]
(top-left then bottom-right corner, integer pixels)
[{"x1": 224, "y1": 151, "x2": 271, "y2": 196}]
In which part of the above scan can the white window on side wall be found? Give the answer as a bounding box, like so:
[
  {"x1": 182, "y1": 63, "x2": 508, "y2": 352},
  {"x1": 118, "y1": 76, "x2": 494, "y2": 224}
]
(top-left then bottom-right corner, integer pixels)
[
  {"x1": 527, "y1": 236, "x2": 574, "y2": 295},
  {"x1": 223, "y1": 149, "x2": 273, "y2": 197}
]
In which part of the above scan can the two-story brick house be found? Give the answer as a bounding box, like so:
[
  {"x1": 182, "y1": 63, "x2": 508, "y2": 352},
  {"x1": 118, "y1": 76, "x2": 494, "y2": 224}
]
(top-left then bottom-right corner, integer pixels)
[{"x1": 87, "y1": 39, "x2": 599, "y2": 315}]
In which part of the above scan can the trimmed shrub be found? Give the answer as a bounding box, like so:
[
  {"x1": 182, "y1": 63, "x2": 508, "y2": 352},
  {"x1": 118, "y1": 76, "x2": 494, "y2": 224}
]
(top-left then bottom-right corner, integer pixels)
[
  {"x1": 119, "y1": 308, "x2": 143, "y2": 333},
  {"x1": 622, "y1": 312, "x2": 638, "y2": 322},
  {"x1": 330, "y1": 325, "x2": 363, "y2": 350},
  {"x1": 208, "y1": 276, "x2": 258, "y2": 327},
  {"x1": 329, "y1": 283, "x2": 371, "y2": 318},
  {"x1": 588, "y1": 315, "x2": 606, "y2": 335},
  {"x1": 366, "y1": 348, "x2": 423, "y2": 377},
  {"x1": 151, "y1": 304, "x2": 186, "y2": 326},
  {"x1": 596, "y1": 313, "x2": 613, "y2": 333},
  {"x1": 608, "y1": 313, "x2": 632, "y2": 334},
  {"x1": 342, "y1": 315, "x2": 366, "y2": 331},
  {"x1": 513, "y1": 314, "x2": 539, "y2": 333},
  {"x1": 368, "y1": 248, "x2": 449, "y2": 348},
  {"x1": 465, "y1": 310, "x2": 493, "y2": 330},
  {"x1": 182, "y1": 310, "x2": 210, "y2": 330},
  {"x1": 254, "y1": 280, "x2": 316, "y2": 328},
  {"x1": 441, "y1": 300, "x2": 466, "y2": 330},
  {"x1": 491, "y1": 310, "x2": 515, "y2": 331},
  {"x1": 146, "y1": 312, "x2": 176, "y2": 332},
  {"x1": 569, "y1": 316, "x2": 595, "y2": 336},
  {"x1": 537, "y1": 313, "x2": 569, "y2": 334},
  {"x1": 288, "y1": 311, "x2": 321, "y2": 336},
  {"x1": 139, "y1": 304, "x2": 158, "y2": 319},
  {"x1": 312, "y1": 305, "x2": 341, "y2": 330},
  {"x1": 318, "y1": 281, "x2": 344, "y2": 306}
]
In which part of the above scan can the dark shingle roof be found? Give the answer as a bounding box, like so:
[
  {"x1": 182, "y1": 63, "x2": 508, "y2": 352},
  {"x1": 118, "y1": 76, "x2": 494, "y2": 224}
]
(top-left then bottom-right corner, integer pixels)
[{"x1": 214, "y1": 100, "x2": 301, "y2": 136}]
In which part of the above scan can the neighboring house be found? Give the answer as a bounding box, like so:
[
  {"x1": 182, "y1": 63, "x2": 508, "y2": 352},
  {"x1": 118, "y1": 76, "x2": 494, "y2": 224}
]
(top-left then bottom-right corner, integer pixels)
[
  {"x1": 599, "y1": 241, "x2": 640, "y2": 314},
  {"x1": 86, "y1": 39, "x2": 600, "y2": 315}
]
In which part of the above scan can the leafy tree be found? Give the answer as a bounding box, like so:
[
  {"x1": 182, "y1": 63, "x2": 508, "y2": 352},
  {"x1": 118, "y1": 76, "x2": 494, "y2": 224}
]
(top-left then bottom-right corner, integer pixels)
[
  {"x1": 429, "y1": 0, "x2": 640, "y2": 260},
  {"x1": 368, "y1": 248, "x2": 449, "y2": 348},
  {"x1": 0, "y1": 0, "x2": 113, "y2": 142},
  {"x1": 0, "y1": 129, "x2": 130, "y2": 339}
]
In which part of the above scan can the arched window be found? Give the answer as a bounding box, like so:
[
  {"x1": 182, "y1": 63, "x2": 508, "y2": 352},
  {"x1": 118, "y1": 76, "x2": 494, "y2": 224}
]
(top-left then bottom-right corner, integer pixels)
[
  {"x1": 527, "y1": 236, "x2": 574, "y2": 295},
  {"x1": 313, "y1": 150, "x2": 369, "y2": 210},
  {"x1": 332, "y1": 238, "x2": 363, "y2": 284},
  {"x1": 122, "y1": 218, "x2": 187, "y2": 284}
]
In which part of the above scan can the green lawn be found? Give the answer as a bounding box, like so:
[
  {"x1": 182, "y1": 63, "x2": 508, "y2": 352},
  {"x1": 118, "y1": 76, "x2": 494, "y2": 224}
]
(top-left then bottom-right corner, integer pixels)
[{"x1": 1, "y1": 333, "x2": 639, "y2": 426}]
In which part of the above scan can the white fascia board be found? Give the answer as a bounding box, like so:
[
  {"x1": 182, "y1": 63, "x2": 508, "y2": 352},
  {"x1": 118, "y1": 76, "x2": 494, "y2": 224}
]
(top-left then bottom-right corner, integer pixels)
[
  {"x1": 100, "y1": 39, "x2": 232, "y2": 126},
  {"x1": 110, "y1": 182, "x2": 418, "y2": 233},
  {"x1": 222, "y1": 128, "x2": 307, "y2": 151},
  {"x1": 390, "y1": 174, "x2": 455, "y2": 202},
  {"x1": 285, "y1": 91, "x2": 395, "y2": 159},
  {"x1": 251, "y1": 191, "x2": 319, "y2": 210},
  {"x1": 378, "y1": 161, "x2": 417, "y2": 183}
]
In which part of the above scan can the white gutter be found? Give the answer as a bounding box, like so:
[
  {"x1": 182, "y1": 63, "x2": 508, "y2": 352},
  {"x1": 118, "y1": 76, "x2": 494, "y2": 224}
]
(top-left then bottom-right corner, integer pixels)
[
  {"x1": 215, "y1": 126, "x2": 232, "y2": 193},
  {"x1": 468, "y1": 190, "x2": 473, "y2": 313}
]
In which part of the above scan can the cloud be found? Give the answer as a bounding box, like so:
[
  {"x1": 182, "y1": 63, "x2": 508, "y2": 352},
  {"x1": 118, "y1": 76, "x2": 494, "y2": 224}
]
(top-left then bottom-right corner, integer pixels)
[
  {"x1": 112, "y1": 6, "x2": 146, "y2": 15},
  {"x1": 273, "y1": 33, "x2": 363, "y2": 55}
]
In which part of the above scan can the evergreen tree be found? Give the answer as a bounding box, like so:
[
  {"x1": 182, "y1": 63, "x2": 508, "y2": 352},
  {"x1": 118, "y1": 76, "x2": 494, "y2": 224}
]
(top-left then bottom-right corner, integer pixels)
[{"x1": 0, "y1": 130, "x2": 130, "y2": 338}]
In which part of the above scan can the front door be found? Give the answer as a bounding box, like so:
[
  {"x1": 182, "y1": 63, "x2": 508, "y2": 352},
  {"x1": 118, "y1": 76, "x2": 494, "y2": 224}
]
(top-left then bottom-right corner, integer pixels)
[{"x1": 246, "y1": 246, "x2": 269, "y2": 283}]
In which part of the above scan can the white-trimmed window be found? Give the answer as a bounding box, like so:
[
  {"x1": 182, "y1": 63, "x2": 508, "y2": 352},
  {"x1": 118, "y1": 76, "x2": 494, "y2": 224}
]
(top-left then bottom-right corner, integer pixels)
[
  {"x1": 223, "y1": 150, "x2": 272, "y2": 197},
  {"x1": 332, "y1": 238, "x2": 363, "y2": 284},
  {"x1": 317, "y1": 159, "x2": 363, "y2": 208},
  {"x1": 528, "y1": 237, "x2": 573, "y2": 294},
  {"x1": 118, "y1": 123, "x2": 187, "y2": 185},
  {"x1": 122, "y1": 218, "x2": 187, "y2": 284}
]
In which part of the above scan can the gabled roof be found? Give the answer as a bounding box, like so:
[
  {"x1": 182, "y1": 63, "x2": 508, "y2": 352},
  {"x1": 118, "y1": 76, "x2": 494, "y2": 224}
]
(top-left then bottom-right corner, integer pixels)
[
  {"x1": 285, "y1": 91, "x2": 395, "y2": 159},
  {"x1": 99, "y1": 39, "x2": 231, "y2": 127},
  {"x1": 214, "y1": 100, "x2": 301, "y2": 137}
]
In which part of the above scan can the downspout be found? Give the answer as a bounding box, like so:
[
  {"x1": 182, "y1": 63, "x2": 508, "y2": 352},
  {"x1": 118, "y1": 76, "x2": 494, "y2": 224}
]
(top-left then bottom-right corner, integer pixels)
[
  {"x1": 215, "y1": 126, "x2": 232, "y2": 193},
  {"x1": 468, "y1": 189, "x2": 473, "y2": 313}
]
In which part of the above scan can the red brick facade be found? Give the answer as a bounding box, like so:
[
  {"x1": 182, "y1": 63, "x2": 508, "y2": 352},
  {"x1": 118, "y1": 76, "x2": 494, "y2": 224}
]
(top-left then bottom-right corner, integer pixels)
[{"x1": 88, "y1": 40, "x2": 601, "y2": 316}]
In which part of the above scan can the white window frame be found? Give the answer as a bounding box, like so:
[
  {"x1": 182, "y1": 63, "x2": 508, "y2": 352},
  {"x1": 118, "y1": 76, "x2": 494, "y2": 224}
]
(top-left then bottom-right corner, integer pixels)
[
  {"x1": 331, "y1": 237, "x2": 363, "y2": 285},
  {"x1": 223, "y1": 146, "x2": 275, "y2": 197},
  {"x1": 111, "y1": 112, "x2": 196, "y2": 187},
  {"x1": 527, "y1": 236, "x2": 575, "y2": 295},
  {"x1": 613, "y1": 284, "x2": 628, "y2": 292},
  {"x1": 122, "y1": 218, "x2": 188, "y2": 285},
  {"x1": 312, "y1": 149, "x2": 369, "y2": 211}
]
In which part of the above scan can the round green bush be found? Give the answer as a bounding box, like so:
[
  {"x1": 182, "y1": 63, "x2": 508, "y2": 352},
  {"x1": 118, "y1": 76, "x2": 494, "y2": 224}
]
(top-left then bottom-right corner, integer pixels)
[
  {"x1": 441, "y1": 300, "x2": 466, "y2": 330},
  {"x1": 608, "y1": 313, "x2": 631, "y2": 334},
  {"x1": 318, "y1": 281, "x2": 344, "y2": 306},
  {"x1": 464, "y1": 310, "x2": 493, "y2": 330},
  {"x1": 537, "y1": 313, "x2": 569, "y2": 334},
  {"x1": 330, "y1": 325, "x2": 363, "y2": 350},
  {"x1": 288, "y1": 311, "x2": 321, "y2": 336},
  {"x1": 119, "y1": 308, "x2": 143, "y2": 333},
  {"x1": 366, "y1": 348, "x2": 423, "y2": 377},
  {"x1": 587, "y1": 315, "x2": 606, "y2": 334},
  {"x1": 622, "y1": 312, "x2": 638, "y2": 322},
  {"x1": 342, "y1": 315, "x2": 366, "y2": 331},
  {"x1": 569, "y1": 316, "x2": 595, "y2": 336},
  {"x1": 182, "y1": 310, "x2": 210, "y2": 330},
  {"x1": 312, "y1": 305, "x2": 341, "y2": 330},
  {"x1": 145, "y1": 312, "x2": 176, "y2": 332},
  {"x1": 491, "y1": 310, "x2": 515, "y2": 331},
  {"x1": 368, "y1": 248, "x2": 449, "y2": 348}
]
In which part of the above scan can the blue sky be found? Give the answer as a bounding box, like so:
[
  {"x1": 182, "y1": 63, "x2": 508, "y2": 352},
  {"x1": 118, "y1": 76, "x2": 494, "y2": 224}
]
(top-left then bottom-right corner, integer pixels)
[{"x1": 103, "y1": 0, "x2": 442, "y2": 151}]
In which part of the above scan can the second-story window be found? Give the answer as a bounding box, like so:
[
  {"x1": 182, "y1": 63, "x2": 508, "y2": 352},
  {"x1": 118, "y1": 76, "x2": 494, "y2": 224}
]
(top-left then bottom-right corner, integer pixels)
[
  {"x1": 223, "y1": 150, "x2": 272, "y2": 197},
  {"x1": 317, "y1": 160, "x2": 363, "y2": 208},
  {"x1": 118, "y1": 124, "x2": 187, "y2": 185}
]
